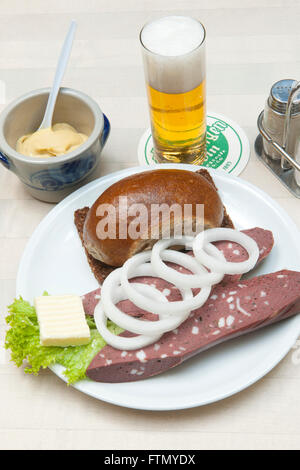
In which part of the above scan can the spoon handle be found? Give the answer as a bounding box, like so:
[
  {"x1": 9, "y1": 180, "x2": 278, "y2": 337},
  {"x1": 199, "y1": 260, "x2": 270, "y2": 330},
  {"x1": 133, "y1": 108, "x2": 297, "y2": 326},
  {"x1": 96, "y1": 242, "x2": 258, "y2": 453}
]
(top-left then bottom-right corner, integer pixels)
[{"x1": 39, "y1": 20, "x2": 77, "y2": 130}]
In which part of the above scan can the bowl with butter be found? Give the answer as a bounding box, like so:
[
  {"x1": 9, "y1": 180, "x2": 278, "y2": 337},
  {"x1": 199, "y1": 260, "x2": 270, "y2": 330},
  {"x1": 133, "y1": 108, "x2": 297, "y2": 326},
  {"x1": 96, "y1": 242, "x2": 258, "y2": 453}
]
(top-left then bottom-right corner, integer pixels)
[{"x1": 0, "y1": 87, "x2": 110, "y2": 202}]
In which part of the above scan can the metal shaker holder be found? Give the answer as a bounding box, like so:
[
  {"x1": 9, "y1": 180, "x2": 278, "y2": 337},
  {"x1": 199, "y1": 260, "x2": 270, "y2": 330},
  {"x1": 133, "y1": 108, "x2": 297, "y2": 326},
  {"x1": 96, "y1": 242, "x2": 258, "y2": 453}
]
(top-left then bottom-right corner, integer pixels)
[{"x1": 255, "y1": 80, "x2": 300, "y2": 198}]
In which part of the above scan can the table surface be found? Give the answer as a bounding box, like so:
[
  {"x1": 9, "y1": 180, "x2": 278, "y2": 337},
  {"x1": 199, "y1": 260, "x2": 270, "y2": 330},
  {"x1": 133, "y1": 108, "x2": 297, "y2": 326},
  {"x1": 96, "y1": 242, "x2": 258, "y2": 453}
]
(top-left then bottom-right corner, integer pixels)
[{"x1": 1, "y1": 0, "x2": 300, "y2": 451}]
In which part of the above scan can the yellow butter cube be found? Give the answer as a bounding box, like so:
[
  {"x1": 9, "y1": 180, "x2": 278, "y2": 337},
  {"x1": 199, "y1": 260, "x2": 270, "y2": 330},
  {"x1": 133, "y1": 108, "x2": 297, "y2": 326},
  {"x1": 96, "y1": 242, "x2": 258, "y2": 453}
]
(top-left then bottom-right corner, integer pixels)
[{"x1": 35, "y1": 295, "x2": 91, "y2": 347}]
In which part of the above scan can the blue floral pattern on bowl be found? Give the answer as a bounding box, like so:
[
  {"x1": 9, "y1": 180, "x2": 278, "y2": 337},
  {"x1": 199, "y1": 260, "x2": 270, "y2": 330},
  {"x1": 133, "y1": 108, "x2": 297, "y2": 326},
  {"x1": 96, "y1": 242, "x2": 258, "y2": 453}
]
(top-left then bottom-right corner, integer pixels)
[{"x1": 30, "y1": 153, "x2": 97, "y2": 191}]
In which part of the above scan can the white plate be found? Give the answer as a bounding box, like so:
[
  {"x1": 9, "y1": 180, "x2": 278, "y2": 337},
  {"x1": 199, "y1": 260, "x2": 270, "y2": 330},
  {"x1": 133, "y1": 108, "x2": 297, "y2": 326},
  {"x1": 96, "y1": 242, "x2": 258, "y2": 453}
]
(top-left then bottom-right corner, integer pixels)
[{"x1": 17, "y1": 164, "x2": 300, "y2": 410}]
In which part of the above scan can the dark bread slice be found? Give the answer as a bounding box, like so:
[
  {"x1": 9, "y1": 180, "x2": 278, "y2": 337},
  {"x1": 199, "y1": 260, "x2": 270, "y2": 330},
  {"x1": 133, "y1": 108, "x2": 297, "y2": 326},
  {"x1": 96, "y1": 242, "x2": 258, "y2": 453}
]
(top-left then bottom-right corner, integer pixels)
[
  {"x1": 74, "y1": 169, "x2": 234, "y2": 284},
  {"x1": 75, "y1": 206, "x2": 115, "y2": 283}
]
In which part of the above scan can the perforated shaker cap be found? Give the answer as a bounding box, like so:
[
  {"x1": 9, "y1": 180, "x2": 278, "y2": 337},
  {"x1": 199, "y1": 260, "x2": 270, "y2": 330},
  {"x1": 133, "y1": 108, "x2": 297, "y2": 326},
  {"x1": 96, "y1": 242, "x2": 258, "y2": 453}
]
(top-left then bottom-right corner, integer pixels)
[{"x1": 268, "y1": 79, "x2": 300, "y2": 115}]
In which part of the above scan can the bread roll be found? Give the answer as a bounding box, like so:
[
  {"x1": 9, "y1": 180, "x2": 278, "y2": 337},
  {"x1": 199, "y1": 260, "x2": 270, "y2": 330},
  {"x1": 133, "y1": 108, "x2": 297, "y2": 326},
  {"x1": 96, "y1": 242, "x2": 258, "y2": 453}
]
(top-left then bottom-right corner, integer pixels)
[{"x1": 83, "y1": 169, "x2": 224, "y2": 267}]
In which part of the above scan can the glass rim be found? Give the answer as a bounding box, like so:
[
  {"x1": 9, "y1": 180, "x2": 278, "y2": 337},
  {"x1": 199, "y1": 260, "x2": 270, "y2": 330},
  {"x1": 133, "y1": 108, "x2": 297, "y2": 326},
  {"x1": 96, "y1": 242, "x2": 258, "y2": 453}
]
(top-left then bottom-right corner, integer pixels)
[{"x1": 139, "y1": 16, "x2": 206, "y2": 58}]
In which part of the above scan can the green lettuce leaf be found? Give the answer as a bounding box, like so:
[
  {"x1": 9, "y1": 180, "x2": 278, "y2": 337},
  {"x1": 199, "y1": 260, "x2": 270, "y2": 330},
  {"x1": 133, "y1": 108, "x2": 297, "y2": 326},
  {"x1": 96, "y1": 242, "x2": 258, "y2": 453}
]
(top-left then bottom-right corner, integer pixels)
[{"x1": 4, "y1": 296, "x2": 122, "y2": 384}]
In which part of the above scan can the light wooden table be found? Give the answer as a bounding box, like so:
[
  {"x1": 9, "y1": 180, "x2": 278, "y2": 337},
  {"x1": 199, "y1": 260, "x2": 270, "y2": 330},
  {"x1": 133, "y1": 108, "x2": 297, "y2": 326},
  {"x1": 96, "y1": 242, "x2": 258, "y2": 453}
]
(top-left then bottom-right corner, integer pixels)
[{"x1": 0, "y1": 0, "x2": 300, "y2": 451}]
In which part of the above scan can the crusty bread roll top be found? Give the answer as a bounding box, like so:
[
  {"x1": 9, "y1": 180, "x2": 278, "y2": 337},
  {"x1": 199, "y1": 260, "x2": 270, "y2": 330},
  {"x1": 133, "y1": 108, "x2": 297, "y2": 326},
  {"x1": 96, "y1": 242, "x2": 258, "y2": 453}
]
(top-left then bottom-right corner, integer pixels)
[{"x1": 83, "y1": 169, "x2": 224, "y2": 267}]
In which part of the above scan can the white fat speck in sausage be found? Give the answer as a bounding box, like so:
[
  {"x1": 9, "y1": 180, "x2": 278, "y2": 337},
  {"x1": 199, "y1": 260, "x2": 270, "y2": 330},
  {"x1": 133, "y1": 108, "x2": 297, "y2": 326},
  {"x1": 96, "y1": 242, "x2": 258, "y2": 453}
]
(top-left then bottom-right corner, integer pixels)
[
  {"x1": 226, "y1": 315, "x2": 235, "y2": 326},
  {"x1": 136, "y1": 350, "x2": 147, "y2": 362}
]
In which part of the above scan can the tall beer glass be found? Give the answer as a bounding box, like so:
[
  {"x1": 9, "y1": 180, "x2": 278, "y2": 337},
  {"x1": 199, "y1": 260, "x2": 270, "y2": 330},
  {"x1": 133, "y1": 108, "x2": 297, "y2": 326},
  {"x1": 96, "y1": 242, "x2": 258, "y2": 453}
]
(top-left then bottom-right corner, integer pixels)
[{"x1": 140, "y1": 16, "x2": 206, "y2": 164}]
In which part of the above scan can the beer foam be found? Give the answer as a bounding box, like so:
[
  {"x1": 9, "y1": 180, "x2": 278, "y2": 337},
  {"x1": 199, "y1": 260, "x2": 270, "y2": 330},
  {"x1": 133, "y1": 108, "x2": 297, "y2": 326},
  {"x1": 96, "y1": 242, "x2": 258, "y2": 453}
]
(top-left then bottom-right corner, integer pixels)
[
  {"x1": 141, "y1": 16, "x2": 205, "y2": 57},
  {"x1": 141, "y1": 17, "x2": 206, "y2": 94}
]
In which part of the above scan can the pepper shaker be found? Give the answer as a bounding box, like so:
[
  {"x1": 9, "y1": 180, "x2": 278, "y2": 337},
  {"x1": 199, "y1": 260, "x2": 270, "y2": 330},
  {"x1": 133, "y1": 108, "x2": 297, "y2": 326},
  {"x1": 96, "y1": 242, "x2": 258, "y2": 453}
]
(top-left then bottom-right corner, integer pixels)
[
  {"x1": 262, "y1": 79, "x2": 300, "y2": 166},
  {"x1": 256, "y1": 79, "x2": 300, "y2": 198}
]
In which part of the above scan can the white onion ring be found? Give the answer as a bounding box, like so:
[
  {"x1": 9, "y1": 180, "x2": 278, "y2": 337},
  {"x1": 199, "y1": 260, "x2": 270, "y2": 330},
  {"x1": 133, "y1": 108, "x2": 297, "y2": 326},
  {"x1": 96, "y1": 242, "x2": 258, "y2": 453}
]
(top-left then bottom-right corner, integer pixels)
[
  {"x1": 94, "y1": 303, "x2": 162, "y2": 350},
  {"x1": 94, "y1": 228, "x2": 260, "y2": 351},
  {"x1": 151, "y1": 237, "x2": 224, "y2": 288},
  {"x1": 94, "y1": 283, "x2": 164, "y2": 350},
  {"x1": 101, "y1": 267, "x2": 192, "y2": 335},
  {"x1": 193, "y1": 228, "x2": 259, "y2": 274},
  {"x1": 120, "y1": 251, "x2": 212, "y2": 315}
]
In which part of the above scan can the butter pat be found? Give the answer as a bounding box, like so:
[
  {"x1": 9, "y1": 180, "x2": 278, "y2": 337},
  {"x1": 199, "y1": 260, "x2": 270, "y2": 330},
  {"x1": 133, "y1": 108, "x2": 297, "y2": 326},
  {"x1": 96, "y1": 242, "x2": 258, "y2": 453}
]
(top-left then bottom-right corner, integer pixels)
[{"x1": 35, "y1": 295, "x2": 90, "y2": 347}]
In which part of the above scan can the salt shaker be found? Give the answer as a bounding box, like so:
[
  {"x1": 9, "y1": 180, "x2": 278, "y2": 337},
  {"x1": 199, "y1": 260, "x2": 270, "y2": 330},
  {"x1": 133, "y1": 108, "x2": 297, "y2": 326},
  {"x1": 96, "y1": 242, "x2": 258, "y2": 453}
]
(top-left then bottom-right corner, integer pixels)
[{"x1": 262, "y1": 79, "x2": 300, "y2": 165}]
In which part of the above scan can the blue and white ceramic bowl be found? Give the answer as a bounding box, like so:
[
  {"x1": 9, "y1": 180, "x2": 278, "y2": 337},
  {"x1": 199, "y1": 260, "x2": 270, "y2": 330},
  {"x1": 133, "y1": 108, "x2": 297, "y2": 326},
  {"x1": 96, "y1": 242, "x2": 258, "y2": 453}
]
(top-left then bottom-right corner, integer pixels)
[{"x1": 0, "y1": 87, "x2": 110, "y2": 202}]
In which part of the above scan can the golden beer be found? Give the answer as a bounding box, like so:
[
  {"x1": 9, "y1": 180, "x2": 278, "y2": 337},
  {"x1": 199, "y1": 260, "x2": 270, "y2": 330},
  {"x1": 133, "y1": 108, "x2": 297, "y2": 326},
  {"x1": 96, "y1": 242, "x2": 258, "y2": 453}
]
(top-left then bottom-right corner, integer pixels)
[
  {"x1": 147, "y1": 80, "x2": 206, "y2": 163},
  {"x1": 140, "y1": 16, "x2": 206, "y2": 164}
]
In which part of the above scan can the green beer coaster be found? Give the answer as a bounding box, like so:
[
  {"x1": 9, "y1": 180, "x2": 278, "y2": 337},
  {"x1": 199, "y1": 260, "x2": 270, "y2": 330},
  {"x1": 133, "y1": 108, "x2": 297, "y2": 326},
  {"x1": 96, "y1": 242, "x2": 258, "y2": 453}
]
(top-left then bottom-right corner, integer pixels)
[{"x1": 138, "y1": 111, "x2": 250, "y2": 176}]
